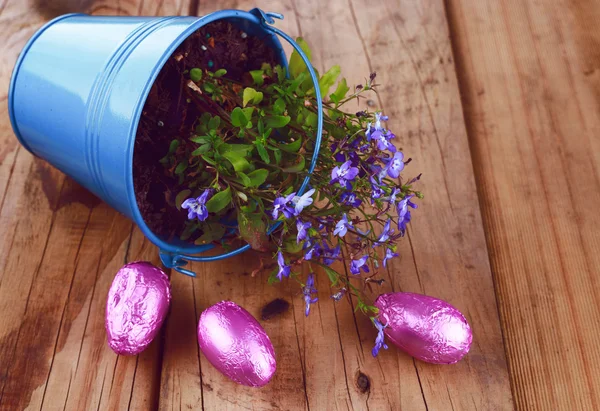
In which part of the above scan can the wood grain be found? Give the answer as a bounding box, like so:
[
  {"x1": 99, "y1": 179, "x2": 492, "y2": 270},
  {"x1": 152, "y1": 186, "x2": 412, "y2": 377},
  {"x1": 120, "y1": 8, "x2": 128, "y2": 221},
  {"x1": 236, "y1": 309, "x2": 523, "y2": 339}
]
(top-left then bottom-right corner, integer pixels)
[
  {"x1": 0, "y1": 1, "x2": 191, "y2": 410},
  {"x1": 445, "y1": 0, "x2": 600, "y2": 409}
]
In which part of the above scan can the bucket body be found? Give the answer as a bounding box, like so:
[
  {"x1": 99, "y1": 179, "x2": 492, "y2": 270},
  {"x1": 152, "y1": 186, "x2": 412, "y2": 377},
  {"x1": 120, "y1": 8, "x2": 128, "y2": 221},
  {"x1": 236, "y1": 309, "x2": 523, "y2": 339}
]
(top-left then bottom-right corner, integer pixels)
[{"x1": 9, "y1": 11, "x2": 287, "y2": 253}]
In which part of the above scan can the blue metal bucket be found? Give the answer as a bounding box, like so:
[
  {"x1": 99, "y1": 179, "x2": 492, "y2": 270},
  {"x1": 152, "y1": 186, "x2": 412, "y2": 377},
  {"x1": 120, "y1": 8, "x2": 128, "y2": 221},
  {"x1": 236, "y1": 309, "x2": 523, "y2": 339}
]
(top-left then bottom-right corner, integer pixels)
[{"x1": 9, "y1": 9, "x2": 323, "y2": 276}]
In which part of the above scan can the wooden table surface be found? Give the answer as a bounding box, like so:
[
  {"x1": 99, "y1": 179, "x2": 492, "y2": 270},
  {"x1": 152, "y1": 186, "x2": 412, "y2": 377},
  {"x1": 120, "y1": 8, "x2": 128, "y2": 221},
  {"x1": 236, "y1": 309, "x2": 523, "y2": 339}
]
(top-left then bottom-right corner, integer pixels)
[{"x1": 1, "y1": 0, "x2": 598, "y2": 410}]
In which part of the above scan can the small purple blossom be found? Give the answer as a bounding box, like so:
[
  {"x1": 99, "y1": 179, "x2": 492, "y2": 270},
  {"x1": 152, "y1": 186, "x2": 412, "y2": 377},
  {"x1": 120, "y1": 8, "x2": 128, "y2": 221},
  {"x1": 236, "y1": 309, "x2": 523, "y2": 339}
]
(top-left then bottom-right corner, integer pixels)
[
  {"x1": 383, "y1": 151, "x2": 405, "y2": 179},
  {"x1": 397, "y1": 194, "x2": 418, "y2": 234},
  {"x1": 372, "y1": 318, "x2": 389, "y2": 357},
  {"x1": 331, "y1": 160, "x2": 359, "y2": 187},
  {"x1": 382, "y1": 248, "x2": 399, "y2": 267},
  {"x1": 296, "y1": 220, "x2": 311, "y2": 243},
  {"x1": 322, "y1": 242, "x2": 341, "y2": 266},
  {"x1": 302, "y1": 273, "x2": 318, "y2": 316},
  {"x1": 350, "y1": 255, "x2": 370, "y2": 275},
  {"x1": 374, "y1": 219, "x2": 394, "y2": 246},
  {"x1": 181, "y1": 189, "x2": 212, "y2": 221},
  {"x1": 331, "y1": 288, "x2": 347, "y2": 301},
  {"x1": 293, "y1": 188, "x2": 315, "y2": 215},
  {"x1": 370, "y1": 176, "x2": 385, "y2": 202},
  {"x1": 384, "y1": 187, "x2": 401, "y2": 206},
  {"x1": 334, "y1": 213, "x2": 353, "y2": 237},
  {"x1": 272, "y1": 192, "x2": 296, "y2": 220},
  {"x1": 340, "y1": 191, "x2": 362, "y2": 207},
  {"x1": 277, "y1": 251, "x2": 291, "y2": 280}
]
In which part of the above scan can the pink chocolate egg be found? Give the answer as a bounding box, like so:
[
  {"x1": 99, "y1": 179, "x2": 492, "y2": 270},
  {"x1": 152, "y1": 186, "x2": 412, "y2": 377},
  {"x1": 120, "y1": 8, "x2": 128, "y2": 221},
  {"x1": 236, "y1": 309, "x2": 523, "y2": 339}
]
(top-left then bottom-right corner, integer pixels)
[
  {"x1": 105, "y1": 261, "x2": 171, "y2": 355},
  {"x1": 375, "y1": 292, "x2": 472, "y2": 364},
  {"x1": 197, "y1": 301, "x2": 276, "y2": 387}
]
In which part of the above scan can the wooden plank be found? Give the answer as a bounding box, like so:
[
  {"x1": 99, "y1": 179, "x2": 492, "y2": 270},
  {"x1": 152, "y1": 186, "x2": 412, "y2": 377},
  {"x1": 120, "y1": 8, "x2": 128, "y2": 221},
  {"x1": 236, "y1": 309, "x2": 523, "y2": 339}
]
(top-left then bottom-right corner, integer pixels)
[
  {"x1": 0, "y1": 1, "x2": 191, "y2": 409},
  {"x1": 156, "y1": 0, "x2": 513, "y2": 409},
  {"x1": 445, "y1": 0, "x2": 600, "y2": 409}
]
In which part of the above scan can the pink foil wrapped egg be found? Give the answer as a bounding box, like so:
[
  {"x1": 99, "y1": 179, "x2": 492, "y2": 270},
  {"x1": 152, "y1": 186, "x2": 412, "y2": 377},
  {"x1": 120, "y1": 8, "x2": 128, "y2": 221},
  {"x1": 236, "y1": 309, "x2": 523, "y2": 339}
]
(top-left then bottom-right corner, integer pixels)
[
  {"x1": 197, "y1": 301, "x2": 276, "y2": 387},
  {"x1": 105, "y1": 261, "x2": 171, "y2": 355},
  {"x1": 375, "y1": 292, "x2": 472, "y2": 364}
]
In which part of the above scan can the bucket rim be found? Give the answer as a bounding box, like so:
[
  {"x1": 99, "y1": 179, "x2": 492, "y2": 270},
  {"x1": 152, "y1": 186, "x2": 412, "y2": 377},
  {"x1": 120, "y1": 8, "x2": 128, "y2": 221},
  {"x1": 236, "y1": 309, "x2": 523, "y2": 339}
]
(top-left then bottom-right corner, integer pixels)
[{"x1": 126, "y1": 9, "x2": 287, "y2": 256}]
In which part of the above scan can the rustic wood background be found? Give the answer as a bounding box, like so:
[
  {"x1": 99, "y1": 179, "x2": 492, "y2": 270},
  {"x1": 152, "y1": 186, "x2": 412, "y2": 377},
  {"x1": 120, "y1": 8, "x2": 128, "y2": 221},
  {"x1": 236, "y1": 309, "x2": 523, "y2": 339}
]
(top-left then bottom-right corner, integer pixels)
[{"x1": 0, "y1": 0, "x2": 598, "y2": 409}]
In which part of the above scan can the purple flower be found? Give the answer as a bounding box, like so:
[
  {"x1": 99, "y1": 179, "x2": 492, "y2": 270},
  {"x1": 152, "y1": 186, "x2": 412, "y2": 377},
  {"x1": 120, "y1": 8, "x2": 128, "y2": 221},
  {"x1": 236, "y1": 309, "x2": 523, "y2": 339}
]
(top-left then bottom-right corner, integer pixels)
[
  {"x1": 382, "y1": 248, "x2": 399, "y2": 267},
  {"x1": 304, "y1": 241, "x2": 321, "y2": 260},
  {"x1": 370, "y1": 176, "x2": 385, "y2": 202},
  {"x1": 384, "y1": 187, "x2": 401, "y2": 206},
  {"x1": 350, "y1": 255, "x2": 370, "y2": 275},
  {"x1": 331, "y1": 288, "x2": 347, "y2": 301},
  {"x1": 277, "y1": 251, "x2": 291, "y2": 280},
  {"x1": 296, "y1": 220, "x2": 311, "y2": 243},
  {"x1": 376, "y1": 136, "x2": 397, "y2": 152},
  {"x1": 397, "y1": 194, "x2": 417, "y2": 234},
  {"x1": 366, "y1": 113, "x2": 389, "y2": 141},
  {"x1": 333, "y1": 213, "x2": 353, "y2": 237},
  {"x1": 322, "y1": 242, "x2": 341, "y2": 266},
  {"x1": 293, "y1": 188, "x2": 315, "y2": 215},
  {"x1": 331, "y1": 160, "x2": 359, "y2": 187},
  {"x1": 272, "y1": 192, "x2": 296, "y2": 220},
  {"x1": 374, "y1": 219, "x2": 394, "y2": 246},
  {"x1": 372, "y1": 318, "x2": 389, "y2": 357},
  {"x1": 302, "y1": 273, "x2": 318, "y2": 316},
  {"x1": 181, "y1": 189, "x2": 212, "y2": 221},
  {"x1": 383, "y1": 151, "x2": 405, "y2": 179},
  {"x1": 340, "y1": 191, "x2": 362, "y2": 207}
]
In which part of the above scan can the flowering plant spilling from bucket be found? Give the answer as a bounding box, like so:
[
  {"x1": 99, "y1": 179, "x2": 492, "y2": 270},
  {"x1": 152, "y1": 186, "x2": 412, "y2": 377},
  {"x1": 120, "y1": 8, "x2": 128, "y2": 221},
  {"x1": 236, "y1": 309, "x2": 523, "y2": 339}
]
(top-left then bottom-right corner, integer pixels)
[{"x1": 159, "y1": 36, "x2": 421, "y2": 354}]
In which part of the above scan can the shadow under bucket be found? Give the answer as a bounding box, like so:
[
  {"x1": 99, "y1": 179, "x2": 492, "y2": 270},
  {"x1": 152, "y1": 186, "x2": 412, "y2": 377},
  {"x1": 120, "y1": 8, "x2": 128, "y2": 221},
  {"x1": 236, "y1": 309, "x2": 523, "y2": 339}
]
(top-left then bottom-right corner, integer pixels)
[{"x1": 8, "y1": 9, "x2": 323, "y2": 276}]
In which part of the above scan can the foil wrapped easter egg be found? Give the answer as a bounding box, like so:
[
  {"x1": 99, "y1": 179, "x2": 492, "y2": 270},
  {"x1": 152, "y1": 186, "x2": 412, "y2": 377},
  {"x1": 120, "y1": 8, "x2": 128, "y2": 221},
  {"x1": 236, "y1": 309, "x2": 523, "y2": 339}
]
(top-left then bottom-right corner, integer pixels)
[
  {"x1": 105, "y1": 261, "x2": 171, "y2": 355},
  {"x1": 197, "y1": 301, "x2": 276, "y2": 387},
  {"x1": 375, "y1": 292, "x2": 472, "y2": 364}
]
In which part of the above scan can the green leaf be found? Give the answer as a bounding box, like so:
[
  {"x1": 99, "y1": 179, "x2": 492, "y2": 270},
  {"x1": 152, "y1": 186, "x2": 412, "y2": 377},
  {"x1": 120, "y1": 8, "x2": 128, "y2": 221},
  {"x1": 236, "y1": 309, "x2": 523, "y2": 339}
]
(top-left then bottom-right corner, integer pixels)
[
  {"x1": 223, "y1": 151, "x2": 252, "y2": 172},
  {"x1": 201, "y1": 155, "x2": 217, "y2": 166},
  {"x1": 289, "y1": 37, "x2": 312, "y2": 79},
  {"x1": 190, "y1": 68, "x2": 202, "y2": 82},
  {"x1": 273, "y1": 148, "x2": 282, "y2": 165},
  {"x1": 191, "y1": 143, "x2": 211, "y2": 155},
  {"x1": 213, "y1": 68, "x2": 227, "y2": 78},
  {"x1": 323, "y1": 265, "x2": 339, "y2": 286},
  {"x1": 174, "y1": 161, "x2": 188, "y2": 175},
  {"x1": 273, "y1": 98, "x2": 286, "y2": 115},
  {"x1": 304, "y1": 112, "x2": 318, "y2": 128},
  {"x1": 265, "y1": 115, "x2": 291, "y2": 128},
  {"x1": 208, "y1": 116, "x2": 221, "y2": 130},
  {"x1": 242, "y1": 107, "x2": 254, "y2": 123},
  {"x1": 175, "y1": 189, "x2": 191, "y2": 211},
  {"x1": 280, "y1": 137, "x2": 302, "y2": 152},
  {"x1": 284, "y1": 238, "x2": 304, "y2": 254},
  {"x1": 205, "y1": 187, "x2": 231, "y2": 213},
  {"x1": 249, "y1": 70, "x2": 264, "y2": 86},
  {"x1": 282, "y1": 156, "x2": 305, "y2": 173},
  {"x1": 190, "y1": 136, "x2": 210, "y2": 144},
  {"x1": 318, "y1": 65, "x2": 341, "y2": 97},
  {"x1": 242, "y1": 88, "x2": 264, "y2": 107},
  {"x1": 255, "y1": 142, "x2": 270, "y2": 164},
  {"x1": 237, "y1": 172, "x2": 252, "y2": 187},
  {"x1": 287, "y1": 71, "x2": 307, "y2": 94},
  {"x1": 168, "y1": 139, "x2": 180, "y2": 153},
  {"x1": 275, "y1": 65, "x2": 286, "y2": 83},
  {"x1": 218, "y1": 143, "x2": 253, "y2": 155},
  {"x1": 195, "y1": 223, "x2": 226, "y2": 244},
  {"x1": 230, "y1": 107, "x2": 249, "y2": 128},
  {"x1": 238, "y1": 213, "x2": 269, "y2": 251},
  {"x1": 330, "y1": 78, "x2": 349, "y2": 104},
  {"x1": 203, "y1": 83, "x2": 216, "y2": 93},
  {"x1": 246, "y1": 169, "x2": 269, "y2": 187}
]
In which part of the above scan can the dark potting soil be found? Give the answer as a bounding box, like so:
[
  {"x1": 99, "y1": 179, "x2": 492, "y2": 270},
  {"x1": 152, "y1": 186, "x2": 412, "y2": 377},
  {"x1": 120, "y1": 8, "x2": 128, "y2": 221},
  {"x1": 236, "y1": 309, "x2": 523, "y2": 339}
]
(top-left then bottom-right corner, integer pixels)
[{"x1": 133, "y1": 21, "x2": 278, "y2": 242}]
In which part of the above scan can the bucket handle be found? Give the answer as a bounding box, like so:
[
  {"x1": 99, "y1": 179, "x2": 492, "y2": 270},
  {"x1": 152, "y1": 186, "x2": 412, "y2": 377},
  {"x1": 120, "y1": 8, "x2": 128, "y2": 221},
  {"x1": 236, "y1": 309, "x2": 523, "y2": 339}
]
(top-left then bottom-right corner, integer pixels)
[{"x1": 160, "y1": 9, "x2": 324, "y2": 277}]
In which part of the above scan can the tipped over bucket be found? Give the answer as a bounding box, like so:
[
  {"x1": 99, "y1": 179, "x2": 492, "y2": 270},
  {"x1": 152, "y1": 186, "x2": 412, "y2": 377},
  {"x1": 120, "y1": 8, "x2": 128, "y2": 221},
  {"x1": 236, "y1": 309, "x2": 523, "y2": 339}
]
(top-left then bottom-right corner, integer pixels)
[{"x1": 9, "y1": 10, "x2": 322, "y2": 275}]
